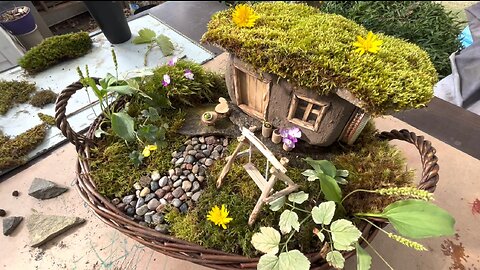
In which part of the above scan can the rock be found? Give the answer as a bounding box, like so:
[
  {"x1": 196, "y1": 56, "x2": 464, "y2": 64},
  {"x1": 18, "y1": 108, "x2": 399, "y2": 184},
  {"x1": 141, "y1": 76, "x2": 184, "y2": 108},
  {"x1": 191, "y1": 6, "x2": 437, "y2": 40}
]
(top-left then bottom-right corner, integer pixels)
[
  {"x1": 175, "y1": 157, "x2": 184, "y2": 167},
  {"x1": 185, "y1": 155, "x2": 195, "y2": 164},
  {"x1": 205, "y1": 136, "x2": 216, "y2": 145},
  {"x1": 180, "y1": 194, "x2": 187, "y2": 201},
  {"x1": 192, "y1": 181, "x2": 200, "y2": 192},
  {"x1": 211, "y1": 151, "x2": 220, "y2": 160},
  {"x1": 171, "y1": 158, "x2": 177, "y2": 165},
  {"x1": 155, "y1": 189, "x2": 166, "y2": 199},
  {"x1": 0, "y1": 209, "x2": 6, "y2": 217},
  {"x1": 185, "y1": 164, "x2": 193, "y2": 170},
  {"x1": 198, "y1": 167, "x2": 206, "y2": 176},
  {"x1": 179, "y1": 203, "x2": 188, "y2": 213},
  {"x1": 205, "y1": 158, "x2": 214, "y2": 167},
  {"x1": 164, "y1": 193, "x2": 174, "y2": 201},
  {"x1": 185, "y1": 144, "x2": 194, "y2": 151},
  {"x1": 150, "y1": 181, "x2": 160, "y2": 192},
  {"x1": 126, "y1": 206, "x2": 135, "y2": 216},
  {"x1": 147, "y1": 199, "x2": 160, "y2": 210},
  {"x1": 135, "y1": 197, "x2": 145, "y2": 209},
  {"x1": 214, "y1": 145, "x2": 223, "y2": 152},
  {"x1": 197, "y1": 176, "x2": 205, "y2": 182},
  {"x1": 155, "y1": 224, "x2": 169, "y2": 233},
  {"x1": 130, "y1": 200, "x2": 137, "y2": 207},
  {"x1": 12, "y1": 190, "x2": 19, "y2": 197},
  {"x1": 171, "y1": 151, "x2": 178, "y2": 158},
  {"x1": 207, "y1": 145, "x2": 214, "y2": 151},
  {"x1": 134, "y1": 215, "x2": 143, "y2": 221},
  {"x1": 223, "y1": 138, "x2": 229, "y2": 147},
  {"x1": 199, "y1": 158, "x2": 206, "y2": 164},
  {"x1": 133, "y1": 182, "x2": 142, "y2": 190},
  {"x1": 172, "y1": 187, "x2": 184, "y2": 198},
  {"x1": 151, "y1": 170, "x2": 161, "y2": 181},
  {"x1": 192, "y1": 191, "x2": 202, "y2": 202},
  {"x1": 187, "y1": 173, "x2": 196, "y2": 182},
  {"x1": 111, "y1": 198, "x2": 121, "y2": 205},
  {"x1": 195, "y1": 153, "x2": 205, "y2": 159},
  {"x1": 186, "y1": 192, "x2": 193, "y2": 197},
  {"x1": 159, "y1": 198, "x2": 168, "y2": 205},
  {"x1": 202, "y1": 150, "x2": 211, "y2": 156},
  {"x1": 159, "y1": 176, "x2": 169, "y2": 187},
  {"x1": 182, "y1": 170, "x2": 190, "y2": 176},
  {"x1": 192, "y1": 164, "x2": 199, "y2": 174},
  {"x1": 168, "y1": 169, "x2": 175, "y2": 177},
  {"x1": 28, "y1": 178, "x2": 68, "y2": 200},
  {"x1": 162, "y1": 185, "x2": 171, "y2": 192},
  {"x1": 145, "y1": 211, "x2": 155, "y2": 217},
  {"x1": 173, "y1": 179, "x2": 182, "y2": 188},
  {"x1": 187, "y1": 150, "x2": 197, "y2": 156},
  {"x1": 201, "y1": 144, "x2": 207, "y2": 150},
  {"x1": 116, "y1": 203, "x2": 126, "y2": 211},
  {"x1": 174, "y1": 168, "x2": 182, "y2": 176},
  {"x1": 178, "y1": 145, "x2": 186, "y2": 152},
  {"x1": 199, "y1": 136, "x2": 205, "y2": 143},
  {"x1": 194, "y1": 144, "x2": 201, "y2": 150},
  {"x1": 139, "y1": 176, "x2": 151, "y2": 187},
  {"x1": 184, "y1": 139, "x2": 192, "y2": 146},
  {"x1": 122, "y1": 195, "x2": 135, "y2": 204},
  {"x1": 26, "y1": 213, "x2": 85, "y2": 247},
  {"x1": 144, "y1": 215, "x2": 152, "y2": 224},
  {"x1": 136, "y1": 205, "x2": 149, "y2": 216},
  {"x1": 182, "y1": 181, "x2": 192, "y2": 192},
  {"x1": 156, "y1": 204, "x2": 166, "y2": 213},
  {"x1": 172, "y1": 198, "x2": 182, "y2": 208},
  {"x1": 180, "y1": 175, "x2": 187, "y2": 180},
  {"x1": 152, "y1": 213, "x2": 164, "y2": 224},
  {"x1": 3, "y1": 216, "x2": 23, "y2": 236},
  {"x1": 139, "y1": 187, "x2": 150, "y2": 197},
  {"x1": 144, "y1": 193, "x2": 155, "y2": 202},
  {"x1": 135, "y1": 190, "x2": 140, "y2": 197}
]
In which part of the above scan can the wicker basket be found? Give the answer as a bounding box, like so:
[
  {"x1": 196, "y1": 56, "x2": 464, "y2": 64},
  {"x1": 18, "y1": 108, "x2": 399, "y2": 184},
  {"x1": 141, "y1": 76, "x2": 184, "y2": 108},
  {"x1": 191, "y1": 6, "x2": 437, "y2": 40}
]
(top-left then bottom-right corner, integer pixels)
[{"x1": 55, "y1": 80, "x2": 440, "y2": 270}]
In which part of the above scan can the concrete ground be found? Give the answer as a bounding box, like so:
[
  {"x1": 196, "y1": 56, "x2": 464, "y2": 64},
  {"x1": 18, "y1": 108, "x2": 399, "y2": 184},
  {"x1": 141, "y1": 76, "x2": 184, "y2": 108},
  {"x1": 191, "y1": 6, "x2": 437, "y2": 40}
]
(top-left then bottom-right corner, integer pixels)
[{"x1": 0, "y1": 53, "x2": 479, "y2": 270}]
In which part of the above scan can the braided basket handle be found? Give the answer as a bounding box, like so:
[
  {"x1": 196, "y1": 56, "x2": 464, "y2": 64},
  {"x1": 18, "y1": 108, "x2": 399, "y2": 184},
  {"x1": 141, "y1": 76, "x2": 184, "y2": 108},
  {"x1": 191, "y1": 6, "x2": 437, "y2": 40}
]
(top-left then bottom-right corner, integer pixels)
[
  {"x1": 377, "y1": 129, "x2": 439, "y2": 192},
  {"x1": 55, "y1": 78, "x2": 100, "y2": 149}
]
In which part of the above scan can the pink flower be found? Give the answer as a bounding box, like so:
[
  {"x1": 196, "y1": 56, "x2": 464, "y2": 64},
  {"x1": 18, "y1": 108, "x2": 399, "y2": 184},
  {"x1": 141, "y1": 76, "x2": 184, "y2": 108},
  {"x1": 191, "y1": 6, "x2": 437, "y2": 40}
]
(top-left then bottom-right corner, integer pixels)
[
  {"x1": 184, "y1": 69, "x2": 194, "y2": 80},
  {"x1": 162, "y1": 74, "x2": 170, "y2": 87},
  {"x1": 168, "y1": 56, "x2": 178, "y2": 66},
  {"x1": 280, "y1": 127, "x2": 302, "y2": 148}
]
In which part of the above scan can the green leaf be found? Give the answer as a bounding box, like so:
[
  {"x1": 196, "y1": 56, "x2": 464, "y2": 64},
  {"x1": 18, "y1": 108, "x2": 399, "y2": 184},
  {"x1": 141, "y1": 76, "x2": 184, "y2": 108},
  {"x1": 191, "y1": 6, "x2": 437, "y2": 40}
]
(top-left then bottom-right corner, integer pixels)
[
  {"x1": 258, "y1": 254, "x2": 279, "y2": 270},
  {"x1": 278, "y1": 250, "x2": 310, "y2": 270},
  {"x1": 107, "y1": 85, "x2": 135, "y2": 95},
  {"x1": 380, "y1": 199, "x2": 455, "y2": 239},
  {"x1": 279, "y1": 210, "x2": 300, "y2": 234},
  {"x1": 326, "y1": 251, "x2": 345, "y2": 269},
  {"x1": 156, "y1": 35, "x2": 174, "y2": 56},
  {"x1": 333, "y1": 242, "x2": 355, "y2": 251},
  {"x1": 269, "y1": 196, "x2": 286, "y2": 212},
  {"x1": 319, "y1": 174, "x2": 342, "y2": 202},
  {"x1": 301, "y1": 169, "x2": 318, "y2": 181},
  {"x1": 356, "y1": 242, "x2": 372, "y2": 270},
  {"x1": 288, "y1": 191, "x2": 309, "y2": 204},
  {"x1": 94, "y1": 126, "x2": 108, "y2": 138},
  {"x1": 129, "y1": 150, "x2": 144, "y2": 167},
  {"x1": 111, "y1": 112, "x2": 135, "y2": 142},
  {"x1": 126, "y1": 78, "x2": 140, "y2": 91},
  {"x1": 132, "y1": 28, "x2": 156, "y2": 44},
  {"x1": 251, "y1": 227, "x2": 281, "y2": 255},
  {"x1": 331, "y1": 219, "x2": 362, "y2": 248},
  {"x1": 137, "y1": 124, "x2": 159, "y2": 144},
  {"x1": 312, "y1": 201, "x2": 336, "y2": 225},
  {"x1": 314, "y1": 230, "x2": 325, "y2": 242},
  {"x1": 334, "y1": 176, "x2": 348, "y2": 185},
  {"x1": 303, "y1": 158, "x2": 336, "y2": 177},
  {"x1": 336, "y1": 169, "x2": 349, "y2": 177}
]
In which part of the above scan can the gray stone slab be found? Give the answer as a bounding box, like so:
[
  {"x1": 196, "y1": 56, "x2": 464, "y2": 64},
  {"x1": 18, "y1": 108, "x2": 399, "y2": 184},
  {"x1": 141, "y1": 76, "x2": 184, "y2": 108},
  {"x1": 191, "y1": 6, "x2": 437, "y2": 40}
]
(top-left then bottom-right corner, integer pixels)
[
  {"x1": 28, "y1": 178, "x2": 68, "y2": 200},
  {"x1": 26, "y1": 213, "x2": 85, "y2": 247},
  {"x1": 3, "y1": 216, "x2": 23, "y2": 236}
]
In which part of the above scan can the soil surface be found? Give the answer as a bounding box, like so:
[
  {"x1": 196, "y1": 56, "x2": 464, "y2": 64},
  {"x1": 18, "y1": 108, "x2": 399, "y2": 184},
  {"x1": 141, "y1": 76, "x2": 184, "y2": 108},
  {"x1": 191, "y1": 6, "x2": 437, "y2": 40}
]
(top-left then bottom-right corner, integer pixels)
[{"x1": 0, "y1": 6, "x2": 30, "y2": 22}]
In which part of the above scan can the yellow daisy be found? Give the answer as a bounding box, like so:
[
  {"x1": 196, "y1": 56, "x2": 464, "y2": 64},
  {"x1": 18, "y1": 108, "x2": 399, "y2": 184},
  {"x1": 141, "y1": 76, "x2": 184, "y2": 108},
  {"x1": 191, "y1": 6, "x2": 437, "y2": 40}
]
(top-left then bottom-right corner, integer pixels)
[
  {"x1": 207, "y1": 204, "x2": 233, "y2": 229},
  {"x1": 353, "y1": 31, "x2": 383, "y2": 55},
  {"x1": 142, "y1": 144, "x2": 157, "y2": 157},
  {"x1": 232, "y1": 4, "x2": 259, "y2": 28}
]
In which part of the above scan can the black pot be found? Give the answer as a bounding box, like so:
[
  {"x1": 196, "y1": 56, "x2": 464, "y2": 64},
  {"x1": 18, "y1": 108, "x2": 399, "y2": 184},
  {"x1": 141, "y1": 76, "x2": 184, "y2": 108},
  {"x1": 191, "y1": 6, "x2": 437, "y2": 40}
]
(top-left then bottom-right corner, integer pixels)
[{"x1": 84, "y1": 1, "x2": 131, "y2": 44}]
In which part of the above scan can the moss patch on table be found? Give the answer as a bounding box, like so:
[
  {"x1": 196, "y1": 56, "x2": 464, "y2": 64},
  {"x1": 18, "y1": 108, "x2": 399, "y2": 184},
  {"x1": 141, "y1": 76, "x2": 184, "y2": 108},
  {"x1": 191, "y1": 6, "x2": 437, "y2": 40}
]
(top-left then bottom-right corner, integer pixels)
[{"x1": 0, "y1": 80, "x2": 36, "y2": 115}]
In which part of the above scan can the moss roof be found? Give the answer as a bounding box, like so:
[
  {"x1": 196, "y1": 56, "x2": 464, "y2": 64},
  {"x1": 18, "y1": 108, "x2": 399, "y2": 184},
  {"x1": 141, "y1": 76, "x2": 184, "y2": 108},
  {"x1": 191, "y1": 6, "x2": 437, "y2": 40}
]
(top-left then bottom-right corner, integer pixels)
[{"x1": 202, "y1": 2, "x2": 438, "y2": 115}]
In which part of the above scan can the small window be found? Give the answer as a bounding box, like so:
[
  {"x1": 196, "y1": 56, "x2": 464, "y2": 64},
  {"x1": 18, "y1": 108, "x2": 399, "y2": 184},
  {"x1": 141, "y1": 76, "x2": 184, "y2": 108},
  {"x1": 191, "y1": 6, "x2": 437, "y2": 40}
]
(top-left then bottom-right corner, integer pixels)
[{"x1": 287, "y1": 94, "x2": 329, "y2": 132}]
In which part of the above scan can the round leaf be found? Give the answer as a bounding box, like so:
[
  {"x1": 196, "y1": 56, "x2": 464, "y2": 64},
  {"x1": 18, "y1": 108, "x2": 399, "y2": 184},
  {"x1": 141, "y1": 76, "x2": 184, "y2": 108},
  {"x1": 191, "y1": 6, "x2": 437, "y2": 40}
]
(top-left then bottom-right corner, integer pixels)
[
  {"x1": 258, "y1": 253, "x2": 280, "y2": 270},
  {"x1": 251, "y1": 227, "x2": 281, "y2": 255},
  {"x1": 326, "y1": 251, "x2": 345, "y2": 269},
  {"x1": 304, "y1": 158, "x2": 337, "y2": 177},
  {"x1": 269, "y1": 196, "x2": 286, "y2": 212},
  {"x1": 301, "y1": 169, "x2": 318, "y2": 181},
  {"x1": 111, "y1": 112, "x2": 135, "y2": 142},
  {"x1": 279, "y1": 210, "x2": 300, "y2": 234},
  {"x1": 312, "y1": 201, "x2": 336, "y2": 225},
  {"x1": 278, "y1": 250, "x2": 310, "y2": 270},
  {"x1": 288, "y1": 191, "x2": 309, "y2": 204},
  {"x1": 330, "y1": 219, "x2": 362, "y2": 247}
]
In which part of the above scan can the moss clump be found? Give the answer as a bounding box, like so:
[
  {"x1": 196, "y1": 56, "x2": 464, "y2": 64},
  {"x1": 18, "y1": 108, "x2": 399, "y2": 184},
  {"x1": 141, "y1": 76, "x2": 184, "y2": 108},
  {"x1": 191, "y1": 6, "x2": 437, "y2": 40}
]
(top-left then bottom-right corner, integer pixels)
[
  {"x1": 0, "y1": 80, "x2": 36, "y2": 115},
  {"x1": 30, "y1": 90, "x2": 58, "y2": 108},
  {"x1": 37, "y1": 113, "x2": 56, "y2": 126},
  {"x1": 0, "y1": 123, "x2": 48, "y2": 170},
  {"x1": 202, "y1": 2, "x2": 437, "y2": 115},
  {"x1": 19, "y1": 32, "x2": 92, "y2": 74}
]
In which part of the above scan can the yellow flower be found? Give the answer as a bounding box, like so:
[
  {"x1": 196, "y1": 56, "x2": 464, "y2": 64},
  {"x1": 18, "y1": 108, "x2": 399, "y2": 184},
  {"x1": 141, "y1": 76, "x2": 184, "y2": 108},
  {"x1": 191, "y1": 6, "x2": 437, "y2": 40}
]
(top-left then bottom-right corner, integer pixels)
[
  {"x1": 142, "y1": 144, "x2": 157, "y2": 157},
  {"x1": 353, "y1": 31, "x2": 383, "y2": 55},
  {"x1": 232, "y1": 4, "x2": 259, "y2": 28},
  {"x1": 207, "y1": 204, "x2": 233, "y2": 229}
]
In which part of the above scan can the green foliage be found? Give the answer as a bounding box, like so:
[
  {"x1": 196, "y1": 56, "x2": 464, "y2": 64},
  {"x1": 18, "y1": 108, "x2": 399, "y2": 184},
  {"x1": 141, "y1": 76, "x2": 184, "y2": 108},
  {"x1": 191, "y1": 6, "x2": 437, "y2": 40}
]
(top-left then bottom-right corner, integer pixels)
[
  {"x1": 111, "y1": 112, "x2": 135, "y2": 142},
  {"x1": 0, "y1": 123, "x2": 48, "y2": 170},
  {"x1": 303, "y1": 158, "x2": 343, "y2": 202},
  {"x1": 19, "y1": 32, "x2": 92, "y2": 74},
  {"x1": 0, "y1": 80, "x2": 36, "y2": 115},
  {"x1": 202, "y1": 2, "x2": 437, "y2": 115},
  {"x1": 30, "y1": 89, "x2": 58, "y2": 108},
  {"x1": 319, "y1": 1, "x2": 463, "y2": 78},
  {"x1": 355, "y1": 243, "x2": 372, "y2": 270},
  {"x1": 132, "y1": 28, "x2": 174, "y2": 65}
]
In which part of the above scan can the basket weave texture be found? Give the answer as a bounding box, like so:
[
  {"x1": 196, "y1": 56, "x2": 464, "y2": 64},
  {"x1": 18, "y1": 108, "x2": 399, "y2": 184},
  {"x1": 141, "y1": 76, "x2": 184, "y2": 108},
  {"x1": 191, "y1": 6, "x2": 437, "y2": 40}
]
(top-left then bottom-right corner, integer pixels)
[{"x1": 55, "y1": 80, "x2": 440, "y2": 270}]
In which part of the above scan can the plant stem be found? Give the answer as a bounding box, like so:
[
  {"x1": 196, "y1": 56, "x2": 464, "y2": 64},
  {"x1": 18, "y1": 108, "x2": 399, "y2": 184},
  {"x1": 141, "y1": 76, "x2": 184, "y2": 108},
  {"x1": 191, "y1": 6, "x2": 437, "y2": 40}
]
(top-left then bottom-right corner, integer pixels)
[
  {"x1": 341, "y1": 189, "x2": 377, "y2": 204},
  {"x1": 282, "y1": 214, "x2": 312, "y2": 252},
  {"x1": 360, "y1": 236, "x2": 394, "y2": 270},
  {"x1": 144, "y1": 43, "x2": 155, "y2": 66},
  {"x1": 286, "y1": 203, "x2": 311, "y2": 214},
  {"x1": 354, "y1": 212, "x2": 385, "y2": 218}
]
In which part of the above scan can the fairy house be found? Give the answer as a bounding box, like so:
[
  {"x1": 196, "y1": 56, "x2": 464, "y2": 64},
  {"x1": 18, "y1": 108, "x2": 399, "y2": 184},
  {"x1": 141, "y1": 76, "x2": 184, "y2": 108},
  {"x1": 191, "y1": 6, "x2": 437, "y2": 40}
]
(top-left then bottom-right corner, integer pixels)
[{"x1": 202, "y1": 2, "x2": 437, "y2": 146}]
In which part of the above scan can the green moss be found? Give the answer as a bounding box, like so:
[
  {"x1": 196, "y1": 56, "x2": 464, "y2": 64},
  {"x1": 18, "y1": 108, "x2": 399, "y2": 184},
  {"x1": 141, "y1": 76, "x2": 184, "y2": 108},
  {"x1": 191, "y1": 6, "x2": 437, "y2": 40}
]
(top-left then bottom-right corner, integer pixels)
[
  {"x1": 37, "y1": 113, "x2": 56, "y2": 126},
  {"x1": 19, "y1": 32, "x2": 92, "y2": 74},
  {"x1": 30, "y1": 90, "x2": 58, "y2": 108},
  {"x1": 202, "y1": 2, "x2": 437, "y2": 115},
  {"x1": 0, "y1": 123, "x2": 48, "y2": 170},
  {"x1": 0, "y1": 80, "x2": 36, "y2": 115}
]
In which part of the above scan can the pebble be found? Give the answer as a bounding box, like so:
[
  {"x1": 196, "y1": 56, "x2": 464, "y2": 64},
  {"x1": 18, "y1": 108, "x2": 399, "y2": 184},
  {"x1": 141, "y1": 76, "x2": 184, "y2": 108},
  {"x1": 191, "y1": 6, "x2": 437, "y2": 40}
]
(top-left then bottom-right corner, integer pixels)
[
  {"x1": 184, "y1": 139, "x2": 191, "y2": 146},
  {"x1": 205, "y1": 136, "x2": 216, "y2": 145},
  {"x1": 179, "y1": 203, "x2": 188, "y2": 213},
  {"x1": 182, "y1": 181, "x2": 192, "y2": 192},
  {"x1": 12, "y1": 190, "x2": 19, "y2": 197},
  {"x1": 223, "y1": 138, "x2": 229, "y2": 147},
  {"x1": 185, "y1": 164, "x2": 193, "y2": 170},
  {"x1": 151, "y1": 170, "x2": 161, "y2": 181},
  {"x1": 136, "y1": 197, "x2": 145, "y2": 208},
  {"x1": 185, "y1": 155, "x2": 195, "y2": 164},
  {"x1": 180, "y1": 194, "x2": 187, "y2": 201},
  {"x1": 136, "y1": 190, "x2": 141, "y2": 197},
  {"x1": 155, "y1": 224, "x2": 169, "y2": 233},
  {"x1": 144, "y1": 193, "x2": 155, "y2": 202},
  {"x1": 116, "y1": 203, "x2": 126, "y2": 210},
  {"x1": 162, "y1": 185, "x2": 171, "y2": 192},
  {"x1": 140, "y1": 187, "x2": 150, "y2": 197},
  {"x1": 171, "y1": 151, "x2": 178, "y2": 158},
  {"x1": 152, "y1": 213, "x2": 164, "y2": 224},
  {"x1": 156, "y1": 204, "x2": 166, "y2": 213},
  {"x1": 159, "y1": 198, "x2": 168, "y2": 205},
  {"x1": 168, "y1": 169, "x2": 175, "y2": 177},
  {"x1": 182, "y1": 170, "x2": 190, "y2": 176},
  {"x1": 150, "y1": 181, "x2": 160, "y2": 192},
  {"x1": 187, "y1": 173, "x2": 195, "y2": 182},
  {"x1": 172, "y1": 187, "x2": 184, "y2": 198},
  {"x1": 130, "y1": 200, "x2": 137, "y2": 207},
  {"x1": 171, "y1": 158, "x2": 177, "y2": 164},
  {"x1": 147, "y1": 198, "x2": 160, "y2": 210},
  {"x1": 186, "y1": 192, "x2": 193, "y2": 197},
  {"x1": 193, "y1": 144, "x2": 201, "y2": 150},
  {"x1": 173, "y1": 179, "x2": 182, "y2": 188},
  {"x1": 192, "y1": 191, "x2": 202, "y2": 202},
  {"x1": 136, "y1": 205, "x2": 149, "y2": 216},
  {"x1": 195, "y1": 153, "x2": 205, "y2": 159},
  {"x1": 191, "y1": 140, "x2": 198, "y2": 146},
  {"x1": 139, "y1": 175, "x2": 151, "y2": 187},
  {"x1": 198, "y1": 167, "x2": 206, "y2": 176},
  {"x1": 155, "y1": 189, "x2": 166, "y2": 198},
  {"x1": 201, "y1": 144, "x2": 207, "y2": 150},
  {"x1": 144, "y1": 215, "x2": 152, "y2": 223},
  {"x1": 187, "y1": 150, "x2": 197, "y2": 156},
  {"x1": 192, "y1": 181, "x2": 200, "y2": 192},
  {"x1": 172, "y1": 198, "x2": 182, "y2": 208},
  {"x1": 214, "y1": 145, "x2": 223, "y2": 152},
  {"x1": 199, "y1": 136, "x2": 205, "y2": 143},
  {"x1": 111, "y1": 198, "x2": 121, "y2": 205},
  {"x1": 192, "y1": 164, "x2": 199, "y2": 174},
  {"x1": 199, "y1": 158, "x2": 206, "y2": 164},
  {"x1": 175, "y1": 158, "x2": 184, "y2": 166},
  {"x1": 180, "y1": 175, "x2": 187, "y2": 180},
  {"x1": 126, "y1": 206, "x2": 135, "y2": 216},
  {"x1": 211, "y1": 151, "x2": 220, "y2": 160},
  {"x1": 202, "y1": 150, "x2": 211, "y2": 156},
  {"x1": 197, "y1": 176, "x2": 205, "y2": 182},
  {"x1": 133, "y1": 182, "x2": 142, "y2": 190},
  {"x1": 145, "y1": 211, "x2": 155, "y2": 217},
  {"x1": 205, "y1": 158, "x2": 214, "y2": 166},
  {"x1": 159, "y1": 176, "x2": 168, "y2": 187},
  {"x1": 170, "y1": 175, "x2": 178, "y2": 181},
  {"x1": 180, "y1": 163, "x2": 187, "y2": 170},
  {"x1": 185, "y1": 144, "x2": 194, "y2": 151},
  {"x1": 164, "y1": 193, "x2": 174, "y2": 201},
  {"x1": 123, "y1": 195, "x2": 135, "y2": 204}
]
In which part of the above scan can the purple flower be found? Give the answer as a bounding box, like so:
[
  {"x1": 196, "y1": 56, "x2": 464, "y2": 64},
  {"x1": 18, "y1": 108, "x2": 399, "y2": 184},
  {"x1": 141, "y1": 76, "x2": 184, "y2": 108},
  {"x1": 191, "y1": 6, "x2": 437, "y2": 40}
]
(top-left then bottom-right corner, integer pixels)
[
  {"x1": 184, "y1": 69, "x2": 194, "y2": 80},
  {"x1": 280, "y1": 127, "x2": 302, "y2": 148},
  {"x1": 283, "y1": 137, "x2": 296, "y2": 149},
  {"x1": 168, "y1": 56, "x2": 178, "y2": 66},
  {"x1": 162, "y1": 74, "x2": 170, "y2": 87}
]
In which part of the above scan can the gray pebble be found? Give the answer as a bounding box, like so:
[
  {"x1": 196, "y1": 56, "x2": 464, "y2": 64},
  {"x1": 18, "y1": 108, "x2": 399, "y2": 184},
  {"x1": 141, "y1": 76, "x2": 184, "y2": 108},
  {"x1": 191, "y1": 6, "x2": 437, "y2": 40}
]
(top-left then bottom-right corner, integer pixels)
[
  {"x1": 152, "y1": 213, "x2": 164, "y2": 224},
  {"x1": 192, "y1": 164, "x2": 199, "y2": 174},
  {"x1": 179, "y1": 203, "x2": 188, "y2": 213},
  {"x1": 183, "y1": 170, "x2": 190, "y2": 176},
  {"x1": 184, "y1": 140, "x2": 191, "y2": 146},
  {"x1": 187, "y1": 173, "x2": 195, "y2": 182},
  {"x1": 187, "y1": 150, "x2": 197, "y2": 156},
  {"x1": 136, "y1": 205, "x2": 149, "y2": 216},
  {"x1": 207, "y1": 145, "x2": 214, "y2": 151},
  {"x1": 173, "y1": 179, "x2": 182, "y2": 188},
  {"x1": 116, "y1": 203, "x2": 126, "y2": 210},
  {"x1": 202, "y1": 150, "x2": 211, "y2": 156},
  {"x1": 144, "y1": 193, "x2": 155, "y2": 202},
  {"x1": 151, "y1": 170, "x2": 161, "y2": 181},
  {"x1": 192, "y1": 191, "x2": 202, "y2": 202},
  {"x1": 205, "y1": 136, "x2": 216, "y2": 145},
  {"x1": 135, "y1": 190, "x2": 141, "y2": 197},
  {"x1": 211, "y1": 151, "x2": 220, "y2": 160},
  {"x1": 199, "y1": 158, "x2": 206, "y2": 164},
  {"x1": 191, "y1": 140, "x2": 198, "y2": 146},
  {"x1": 172, "y1": 187, "x2": 184, "y2": 198},
  {"x1": 170, "y1": 175, "x2": 179, "y2": 181},
  {"x1": 185, "y1": 155, "x2": 195, "y2": 164},
  {"x1": 147, "y1": 198, "x2": 160, "y2": 210},
  {"x1": 159, "y1": 176, "x2": 169, "y2": 187},
  {"x1": 175, "y1": 157, "x2": 184, "y2": 166},
  {"x1": 140, "y1": 187, "x2": 150, "y2": 197},
  {"x1": 172, "y1": 198, "x2": 182, "y2": 208},
  {"x1": 136, "y1": 197, "x2": 145, "y2": 209},
  {"x1": 193, "y1": 144, "x2": 201, "y2": 150},
  {"x1": 159, "y1": 198, "x2": 168, "y2": 205},
  {"x1": 195, "y1": 153, "x2": 205, "y2": 159},
  {"x1": 145, "y1": 211, "x2": 155, "y2": 216},
  {"x1": 182, "y1": 181, "x2": 192, "y2": 192},
  {"x1": 199, "y1": 136, "x2": 205, "y2": 143},
  {"x1": 150, "y1": 181, "x2": 160, "y2": 192},
  {"x1": 155, "y1": 224, "x2": 169, "y2": 233},
  {"x1": 223, "y1": 138, "x2": 229, "y2": 147},
  {"x1": 171, "y1": 158, "x2": 177, "y2": 164},
  {"x1": 185, "y1": 144, "x2": 194, "y2": 151},
  {"x1": 201, "y1": 144, "x2": 207, "y2": 150},
  {"x1": 192, "y1": 181, "x2": 200, "y2": 192},
  {"x1": 180, "y1": 175, "x2": 187, "y2": 180},
  {"x1": 155, "y1": 189, "x2": 166, "y2": 199},
  {"x1": 205, "y1": 158, "x2": 214, "y2": 166},
  {"x1": 175, "y1": 168, "x2": 182, "y2": 176},
  {"x1": 214, "y1": 145, "x2": 223, "y2": 152},
  {"x1": 144, "y1": 215, "x2": 152, "y2": 223},
  {"x1": 126, "y1": 206, "x2": 135, "y2": 216},
  {"x1": 168, "y1": 169, "x2": 175, "y2": 177},
  {"x1": 133, "y1": 182, "x2": 142, "y2": 190},
  {"x1": 111, "y1": 198, "x2": 121, "y2": 205},
  {"x1": 130, "y1": 200, "x2": 137, "y2": 207},
  {"x1": 198, "y1": 167, "x2": 206, "y2": 176}
]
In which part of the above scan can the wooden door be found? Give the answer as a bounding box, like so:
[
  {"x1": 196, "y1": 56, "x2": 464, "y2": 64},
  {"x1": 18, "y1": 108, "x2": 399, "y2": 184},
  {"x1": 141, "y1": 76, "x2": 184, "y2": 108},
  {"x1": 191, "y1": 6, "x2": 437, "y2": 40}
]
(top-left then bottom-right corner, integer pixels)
[{"x1": 233, "y1": 67, "x2": 270, "y2": 120}]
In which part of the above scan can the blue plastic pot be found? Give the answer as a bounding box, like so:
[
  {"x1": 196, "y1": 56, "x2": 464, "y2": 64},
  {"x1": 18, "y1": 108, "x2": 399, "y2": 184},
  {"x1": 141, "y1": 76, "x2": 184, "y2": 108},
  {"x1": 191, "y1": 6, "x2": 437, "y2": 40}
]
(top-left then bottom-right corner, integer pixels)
[{"x1": 0, "y1": 6, "x2": 36, "y2": 35}]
